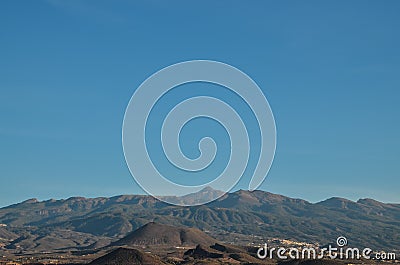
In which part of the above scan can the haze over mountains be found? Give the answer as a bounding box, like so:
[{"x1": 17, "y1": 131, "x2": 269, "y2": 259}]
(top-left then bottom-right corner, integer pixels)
[{"x1": 0, "y1": 189, "x2": 399, "y2": 254}]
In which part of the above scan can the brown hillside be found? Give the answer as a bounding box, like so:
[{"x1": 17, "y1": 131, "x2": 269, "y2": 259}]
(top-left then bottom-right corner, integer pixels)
[
  {"x1": 89, "y1": 247, "x2": 165, "y2": 265},
  {"x1": 113, "y1": 222, "x2": 218, "y2": 247}
]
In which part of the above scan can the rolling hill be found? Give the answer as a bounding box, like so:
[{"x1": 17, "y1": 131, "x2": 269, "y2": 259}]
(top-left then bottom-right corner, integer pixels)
[
  {"x1": 89, "y1": 247, "x2": 166, "y2": 265},
  {"x1": 113, "y1": 222, "x2": 218, "y2": 247}
]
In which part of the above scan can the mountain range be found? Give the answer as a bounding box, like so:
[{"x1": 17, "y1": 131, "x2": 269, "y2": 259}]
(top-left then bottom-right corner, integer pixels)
[{"x1": 0, "y1": 189, "x2": 399, "y2": 254}]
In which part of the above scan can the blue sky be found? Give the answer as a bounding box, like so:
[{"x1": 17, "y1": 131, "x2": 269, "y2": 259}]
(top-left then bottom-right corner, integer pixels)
[{"x1": 0, "y1": 1, "x2": 399, "y2": 207}]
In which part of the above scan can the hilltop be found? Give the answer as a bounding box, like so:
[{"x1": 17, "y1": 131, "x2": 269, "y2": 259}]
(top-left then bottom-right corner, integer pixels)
[{"x1": 114, "y1": 222, "x2": 218, "y2": 247}]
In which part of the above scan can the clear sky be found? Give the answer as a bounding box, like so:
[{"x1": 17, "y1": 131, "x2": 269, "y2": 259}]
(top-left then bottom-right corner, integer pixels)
[{"x1": 1, "y1": 1, "x2": 399, "y2": 207}]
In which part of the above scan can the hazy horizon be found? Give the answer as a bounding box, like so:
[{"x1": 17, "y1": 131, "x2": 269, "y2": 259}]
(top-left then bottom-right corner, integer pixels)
[{"x1": 2, "y1": 187, "x2": 399, "y2": 209}]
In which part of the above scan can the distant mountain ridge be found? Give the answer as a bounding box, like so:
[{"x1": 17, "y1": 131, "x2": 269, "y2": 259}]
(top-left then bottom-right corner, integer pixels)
[{"x1": 0, "y1": 189, "x2": 399, "y2": 253}]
